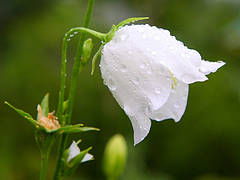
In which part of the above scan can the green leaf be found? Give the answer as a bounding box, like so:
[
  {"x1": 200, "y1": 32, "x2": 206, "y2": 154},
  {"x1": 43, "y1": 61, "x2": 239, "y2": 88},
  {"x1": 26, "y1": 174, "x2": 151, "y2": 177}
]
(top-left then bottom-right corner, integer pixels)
[
  {"x1": 40, "y1": 93, "x2": 49, "y2": 117},
  {"x1": 61, "y1": 126, "x2": 100, "y2": 134},
  {"x1": 116, "y1": 17, "x2": 149, "y2": 29},
  {"x1": 4, "y1": 101, "x2": 38, "y2": 127}
]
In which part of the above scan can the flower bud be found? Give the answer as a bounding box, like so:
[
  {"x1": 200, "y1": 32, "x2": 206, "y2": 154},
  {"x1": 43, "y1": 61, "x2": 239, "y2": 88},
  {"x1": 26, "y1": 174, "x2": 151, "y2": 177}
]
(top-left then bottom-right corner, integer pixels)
[
  {"x1": 81, "y1": 38, "x2": 93, "y2": 65},
  {"x1": 103, "y1": 134, "x2": 127, "y2": 180}
]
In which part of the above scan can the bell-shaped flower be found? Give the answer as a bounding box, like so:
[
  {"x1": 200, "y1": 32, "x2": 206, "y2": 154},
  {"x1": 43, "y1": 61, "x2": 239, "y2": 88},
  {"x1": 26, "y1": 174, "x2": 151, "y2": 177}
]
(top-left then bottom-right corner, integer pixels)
[
  {"x1": 67, "y1": 141, "x2": 93, "y2": 163},
  {"x1": 100, "y1": 24, "x2": 225, "y2": 145}
]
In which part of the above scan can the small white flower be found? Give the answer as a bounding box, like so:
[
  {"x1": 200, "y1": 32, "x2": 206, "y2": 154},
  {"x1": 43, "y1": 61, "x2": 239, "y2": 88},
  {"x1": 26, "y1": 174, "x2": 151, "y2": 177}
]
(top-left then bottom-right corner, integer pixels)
[
  {"x1": 100, "y1": 24, "x2": 225, "y2": 145},
  {"x1": 67, "y1": 141, "x2": 93, "y2": 162}
]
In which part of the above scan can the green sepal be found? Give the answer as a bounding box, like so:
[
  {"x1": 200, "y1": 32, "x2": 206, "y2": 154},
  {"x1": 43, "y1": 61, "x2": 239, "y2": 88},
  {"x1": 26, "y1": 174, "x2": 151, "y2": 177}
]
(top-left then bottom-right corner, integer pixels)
[
  {"x1": 39, "y1": 93, "x2": 49, "y2": 118},
  {"x1": 116, "y1": 17, "x2": 149, "y2": 29},
  {"x1": 91, "y1": 43, "x2": 105, "y2": 75},
  {"x1": 68, "y1": 146, "x2": 92, "y2": 167},
  {"x1": 4, "y1": 101, "x2": 39, "y2": 127},
  {"x1": 104, "y1": 25, "x2": 117, "y2": 42},
  {"x1": 58, "y1": 126, "x2": 100, "y2": 134},
  {"x1": 63, "y1": 147, "x2": 93, "y2": 177}
]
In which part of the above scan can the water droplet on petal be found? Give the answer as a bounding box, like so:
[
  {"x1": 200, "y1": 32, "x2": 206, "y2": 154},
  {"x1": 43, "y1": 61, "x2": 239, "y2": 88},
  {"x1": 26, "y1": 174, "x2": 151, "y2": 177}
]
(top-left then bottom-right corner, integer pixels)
[
  {"x1": 147, "y1": 69, "x2": 152, "y2": 74},
  {"x1": 128, "y1": 50, "x2": 132, "y2": 55},
  {"x1": 151, "y1": 51, "x2": 157, "y2": 56},
  {"x1": 142, "y1": 34, "x2": 147, "y2": 39},
  {"x1": 140, "y1": 64, "x2": 146, "y2": 69},
  {"x1": 120, "y1": 35, "x2": 127, "y2": 41},
  {"x1": 108, "y1": 78, "x2": 116, "y2": 91},
  {"x1": 174, "y1": 104, "x2": 179, "y2": 108},
  {"x1": 199, "y1": 66, "x2": 207, "y2": 73},
  {"x1": 154, "y1": 36, "x2": 160, "y2": 40},
  {"x1": 154, "y1": 88, "x2": 161, "y2": 94},
  {"x1": 119, "y1": 64, "x2": 127, "y2": 72},
  {"x1": 132, "y1": 76, "x2": 139, "y2": 85}
]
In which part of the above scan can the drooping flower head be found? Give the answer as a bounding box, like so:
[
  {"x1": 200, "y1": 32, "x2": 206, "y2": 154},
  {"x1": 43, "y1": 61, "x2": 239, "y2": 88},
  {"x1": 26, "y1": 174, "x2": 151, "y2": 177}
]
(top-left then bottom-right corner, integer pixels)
[{"x1": 100, "y1": 24, "x2": 225, "y2": 145}]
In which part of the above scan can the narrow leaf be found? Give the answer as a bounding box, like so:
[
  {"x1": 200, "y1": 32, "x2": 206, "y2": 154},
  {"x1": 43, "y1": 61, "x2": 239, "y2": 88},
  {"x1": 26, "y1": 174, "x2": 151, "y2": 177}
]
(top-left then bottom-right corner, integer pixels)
[
  {"x1": 91, "y1": 44, "x2": 104, "y2": 75},
  {"x1": 60, "y1": 126, "x2": 100, "y2": 134},
  {"x1": 116, "y1": 17, "x2": 149, "y2": 29},
  {"x1": 4, "y1": 101, "x2": 38, "y2": 127}
]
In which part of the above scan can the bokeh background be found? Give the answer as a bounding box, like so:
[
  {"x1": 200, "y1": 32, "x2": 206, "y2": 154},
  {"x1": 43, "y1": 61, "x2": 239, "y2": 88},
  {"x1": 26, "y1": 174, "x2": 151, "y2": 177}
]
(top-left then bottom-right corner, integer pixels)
[{"x1": 0, "y1": 0, "x2": 239, "y2": 179}]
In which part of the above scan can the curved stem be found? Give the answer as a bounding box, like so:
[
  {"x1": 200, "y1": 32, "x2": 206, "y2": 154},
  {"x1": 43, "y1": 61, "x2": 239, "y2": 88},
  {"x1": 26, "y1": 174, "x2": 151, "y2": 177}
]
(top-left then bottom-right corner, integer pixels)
[{"x1": 54, "y1": 0, "x2": 95, "y2": 179}]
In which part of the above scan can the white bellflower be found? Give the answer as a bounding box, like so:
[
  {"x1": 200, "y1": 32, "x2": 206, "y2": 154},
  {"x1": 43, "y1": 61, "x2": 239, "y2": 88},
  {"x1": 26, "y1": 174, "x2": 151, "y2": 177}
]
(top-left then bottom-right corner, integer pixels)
[{"x1": 100, "y1": 24, "x2": 225, "y2": 145}]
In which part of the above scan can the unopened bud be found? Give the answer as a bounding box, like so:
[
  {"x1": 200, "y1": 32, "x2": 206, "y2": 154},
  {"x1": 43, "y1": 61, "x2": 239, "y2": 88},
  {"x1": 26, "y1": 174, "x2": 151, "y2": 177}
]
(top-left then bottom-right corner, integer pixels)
[
  {"x1": 103, "y1": 134, "x2": 127, "y2": 180},
  {"x1": 81, "y1": 38, "x2": 93, "y2": 65}
]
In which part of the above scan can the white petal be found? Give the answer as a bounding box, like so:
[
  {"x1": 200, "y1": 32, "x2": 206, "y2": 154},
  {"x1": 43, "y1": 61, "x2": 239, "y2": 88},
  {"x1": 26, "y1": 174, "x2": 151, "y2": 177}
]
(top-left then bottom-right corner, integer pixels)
[
  {"x1": 67, "y1": 141, "x2": 80, "y2": 162},
  {"x1": 100, "y1": 24, "x2": 225, "y2": 144},
  {"x1": 199, "y1": 60, "x2": 225, "y2": 75},
  {"x1": 100, "y1": 34, "x2": 173, "y2": 144},
  {"x1": 149, "y1": 80, "x2": 189, "y2": 122},
  {"x1": 128, "y1": 113, "x2": 151, "y2": 145},
  {"x1": 82, "y1": 153, "x2": 94, "y2": 163},
  {"x1": 111, "y1": 24, "x2": 209, "y2": 84}
]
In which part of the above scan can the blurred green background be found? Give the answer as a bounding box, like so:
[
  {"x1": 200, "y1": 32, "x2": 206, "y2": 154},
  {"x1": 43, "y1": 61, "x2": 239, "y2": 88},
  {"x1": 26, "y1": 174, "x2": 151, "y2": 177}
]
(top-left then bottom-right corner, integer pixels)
[{"x1": 0, "y1": 0, "x2": 239, "y2": 179}]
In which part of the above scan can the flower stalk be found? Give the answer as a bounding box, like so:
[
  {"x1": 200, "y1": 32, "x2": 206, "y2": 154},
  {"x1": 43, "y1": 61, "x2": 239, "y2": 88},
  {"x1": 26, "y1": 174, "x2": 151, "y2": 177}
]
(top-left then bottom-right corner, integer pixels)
[{"x1": 54, "y1": 0, "x2": 96, "y2": 179}]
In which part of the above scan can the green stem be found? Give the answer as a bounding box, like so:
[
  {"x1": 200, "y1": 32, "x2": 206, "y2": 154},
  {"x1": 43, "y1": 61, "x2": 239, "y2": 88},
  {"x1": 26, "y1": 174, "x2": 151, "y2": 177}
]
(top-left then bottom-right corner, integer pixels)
[
  {"x1": 40, "y1": 151, "x2": 50, "y2": 180},
  {"x1": 54, "y1": 0, "x2": 95, "y2": 179}
]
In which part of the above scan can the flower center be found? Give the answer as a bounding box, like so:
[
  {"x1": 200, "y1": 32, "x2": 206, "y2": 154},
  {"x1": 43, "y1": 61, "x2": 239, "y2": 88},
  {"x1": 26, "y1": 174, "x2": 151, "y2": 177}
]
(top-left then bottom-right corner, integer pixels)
[{"x1": 37, "y1": 105, "x2": 61, "y2": 130}]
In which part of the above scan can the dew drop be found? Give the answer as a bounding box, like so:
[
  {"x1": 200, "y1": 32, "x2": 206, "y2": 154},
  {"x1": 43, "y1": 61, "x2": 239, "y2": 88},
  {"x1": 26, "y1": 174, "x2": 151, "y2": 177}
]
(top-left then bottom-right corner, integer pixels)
[
  {"x1": 140, "y1": 64, "x2": 146, "y2": 69},
  {"x1": 74, "y1": 31, "x2": 78, "y2": 35},
  {"x1": 154, "y1": 88, "x2": 161, "y2": 94},
  {"x1": 151, "y1": 51, "x2": 157, "y2": 56},
  {"x1": 108, "y1": 78, "x2": 116, "y2": 91},
  {"x1": 154, "y1": 36, "x2": 160, "y2": 40},
  {"x1": 132, "y1": 76, "x2": 139, "y2": 85},
  {"x1": 174, "y1": 104, "x2": 179, "y2": 108},
  {"x1": 103, "y1": 80, "x2": 107, "y2": 85},
  {"x1": 120, "y1": 35, "x2": 127, "y2": 41},
  {"x1": 119, "y1": 64, "x2": 127, "y2": 72},
  {"x1": 67, "y1": 38, "x2": 71, "y2": 41},
  {"x1": 142, "y1": 34, "x2": 147, "y2": 39},
  {"x1": 70, "y1": 34, "x2": 74, "y2": 38},
  {"x1": 199, "y1": 66, "x2": 207, "y2": 73},
  {"x1": 147, "y1": 69, "x2": 152, "y2": 74},
  {"x1": 128, "y1": 50, "x2": 133, "y2": 55}
]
